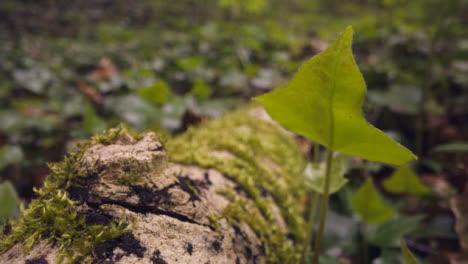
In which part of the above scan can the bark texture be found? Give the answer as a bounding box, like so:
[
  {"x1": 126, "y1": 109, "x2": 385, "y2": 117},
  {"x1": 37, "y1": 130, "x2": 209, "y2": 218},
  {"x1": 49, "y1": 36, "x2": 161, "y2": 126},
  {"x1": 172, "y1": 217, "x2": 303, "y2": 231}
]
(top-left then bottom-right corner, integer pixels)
[{"x1": 0, "y1": 106, "x2": 308, "y2": 264}]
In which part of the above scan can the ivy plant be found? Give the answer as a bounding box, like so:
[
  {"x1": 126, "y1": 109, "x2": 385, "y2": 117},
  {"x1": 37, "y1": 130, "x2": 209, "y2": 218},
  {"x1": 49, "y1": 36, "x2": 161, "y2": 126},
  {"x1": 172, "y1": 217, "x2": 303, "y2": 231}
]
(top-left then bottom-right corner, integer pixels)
[
  {"x1": 303, "y1": 154, "x2": 348, "y2": 195},
  {"x1": 255, "y1": 26, "x2": 417, "y2": 263},
  {"x1": 0, "y1": 181, "x2": 18, "y2": 225},
  {"x1": 351, "y1": 177, "x2": 395, "y2": 224},
  {"x1": 383, "y1": 165, "x2": 430, "y2": 195},
  {"x1": 350, "y1": 177, "x2": 395, "y2": 262}
]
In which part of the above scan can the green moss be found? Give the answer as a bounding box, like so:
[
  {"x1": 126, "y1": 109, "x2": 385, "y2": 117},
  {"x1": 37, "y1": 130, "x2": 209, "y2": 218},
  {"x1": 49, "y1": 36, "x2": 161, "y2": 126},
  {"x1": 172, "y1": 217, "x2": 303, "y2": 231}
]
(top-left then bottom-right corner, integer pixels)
[
  {"x1": 207, "y1": 215, "x2": 221, "y2": 232},
  {"x1": 90, "y1": 124, "x2": 144, "y2": 145},
  {"x1": 0, "y1": 127, "x2": 138, "y2": 263},
  {"x1": 166, "y1": 105, "x2": 308, "y2": 263},
  {"x1": 181, "y1": 178, "x2": 200, "y2": 198},
  {"x1": 0, "y1": 108, "x2": 307, "y2": 263},
  {"x1": 220, "y1": 188, "x2": 298, "y2": 263},
  {"x1": 90, "y1": 125, "x2": 127, "y2": 145},
  {"x1": 117, "y1": 173, "x2": 142, "y2": 185}
]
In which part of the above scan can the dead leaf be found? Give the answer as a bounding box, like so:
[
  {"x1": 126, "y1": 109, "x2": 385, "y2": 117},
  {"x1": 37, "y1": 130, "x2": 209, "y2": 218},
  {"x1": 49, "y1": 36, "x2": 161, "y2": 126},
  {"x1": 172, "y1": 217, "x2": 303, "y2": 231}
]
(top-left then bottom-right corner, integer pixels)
[
  {"x1": 76, "y1": 80, "x2": 103, "y2": 104},
  {"x1": 92, "y1": 57, "x2": 117, "y2": 80},
  {"x1": 18, "y1": 107, "x2": 46, "y2": 118},
  {"x1": 422, "y1": 173, "x2": 456, "y2": 198},
  {"x1": 310, "y1": 38, "x2": 329, "y2": 52},
  {"x1": 367, "y1": 54, "x2": 379, "y2": 65},
  {"x1": 449, "y1": 252, "x2": 468, "y2": 264}
]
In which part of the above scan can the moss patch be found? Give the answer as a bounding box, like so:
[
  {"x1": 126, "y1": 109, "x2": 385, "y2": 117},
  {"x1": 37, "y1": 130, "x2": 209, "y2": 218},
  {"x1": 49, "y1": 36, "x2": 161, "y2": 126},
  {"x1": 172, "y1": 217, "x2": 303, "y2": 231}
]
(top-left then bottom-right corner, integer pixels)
[
  {"x1": 117, "y1": 173, "x2": 142, "y2": 186},
  {"x1": 166, "y1": 106, "x2": 308, "y2": 263},
  {"x1": 90, "y1": 124, "x2": 141, "y2": 145},
  {"x1": 0, "y1": 127, "x2": 139, "y2": 263},
  {"x1": 0, "y1": 108, "x2": 307, "y2": 263}
]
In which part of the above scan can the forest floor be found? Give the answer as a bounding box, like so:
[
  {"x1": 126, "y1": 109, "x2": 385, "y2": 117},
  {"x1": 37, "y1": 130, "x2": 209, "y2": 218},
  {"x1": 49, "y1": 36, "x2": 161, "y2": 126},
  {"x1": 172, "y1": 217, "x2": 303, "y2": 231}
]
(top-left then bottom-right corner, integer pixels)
[{"x1": 0, "y1": 1, "x2": 467, "y2": 263}]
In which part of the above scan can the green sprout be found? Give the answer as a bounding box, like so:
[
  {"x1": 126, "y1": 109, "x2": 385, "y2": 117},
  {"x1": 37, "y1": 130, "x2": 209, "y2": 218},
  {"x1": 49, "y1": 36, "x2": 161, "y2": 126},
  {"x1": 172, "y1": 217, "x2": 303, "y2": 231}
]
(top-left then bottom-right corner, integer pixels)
[{"x1": 255, "y1": 26, "x2": 416, "y2": 263}]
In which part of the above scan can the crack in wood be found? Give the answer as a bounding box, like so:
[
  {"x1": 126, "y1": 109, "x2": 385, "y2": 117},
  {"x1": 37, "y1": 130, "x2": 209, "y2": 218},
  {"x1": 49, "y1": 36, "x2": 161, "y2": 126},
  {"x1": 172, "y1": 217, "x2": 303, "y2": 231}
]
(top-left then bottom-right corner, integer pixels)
[{"x1": 87, "y1": 199, "x2": 214, "y2": 230}]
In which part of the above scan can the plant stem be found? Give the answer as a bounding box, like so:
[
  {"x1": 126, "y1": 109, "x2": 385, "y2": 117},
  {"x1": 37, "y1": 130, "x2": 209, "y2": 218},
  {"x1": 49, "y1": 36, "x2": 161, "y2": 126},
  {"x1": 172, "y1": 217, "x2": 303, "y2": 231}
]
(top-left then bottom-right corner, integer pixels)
[
  {"x1": 312, "y1": 149, "x2": 334, "y2": 264},
  {"x1": 300, "y1": 192, "x2": 320, "y2": 264}
]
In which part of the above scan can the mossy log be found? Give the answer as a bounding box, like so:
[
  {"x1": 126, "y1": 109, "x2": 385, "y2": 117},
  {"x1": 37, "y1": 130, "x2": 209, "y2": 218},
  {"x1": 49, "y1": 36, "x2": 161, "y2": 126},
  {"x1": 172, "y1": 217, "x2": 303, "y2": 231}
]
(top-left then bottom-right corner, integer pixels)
[{"x1": 0, "y1": 106, "x2": 309, "y2": 264}]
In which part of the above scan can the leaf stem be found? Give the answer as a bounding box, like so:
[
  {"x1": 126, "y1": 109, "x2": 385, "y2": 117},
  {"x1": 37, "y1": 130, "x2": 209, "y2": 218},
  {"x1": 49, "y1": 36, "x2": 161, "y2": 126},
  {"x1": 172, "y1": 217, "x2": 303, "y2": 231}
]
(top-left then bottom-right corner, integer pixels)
[
  {"x1": 300, "y1": 192, "x2": 320, "y2": 264},
  {"x1": 313, "y1": 149, "x2": 334, "y2": 264}
]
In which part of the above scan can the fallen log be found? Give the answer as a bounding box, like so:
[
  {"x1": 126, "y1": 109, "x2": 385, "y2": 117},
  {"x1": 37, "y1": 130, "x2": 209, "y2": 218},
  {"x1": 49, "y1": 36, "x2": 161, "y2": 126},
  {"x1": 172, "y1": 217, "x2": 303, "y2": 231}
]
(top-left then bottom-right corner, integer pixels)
[{"x1": 0, "y1": 106, "x2": 308, "y2": 264}]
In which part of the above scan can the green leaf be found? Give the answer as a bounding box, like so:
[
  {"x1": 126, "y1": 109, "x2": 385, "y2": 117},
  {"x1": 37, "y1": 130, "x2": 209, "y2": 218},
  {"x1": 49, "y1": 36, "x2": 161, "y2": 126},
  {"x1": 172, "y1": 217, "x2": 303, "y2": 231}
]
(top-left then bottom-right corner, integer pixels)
[
  {"x1": 304, "y1": 154, "x2": 348, "y2": 194},
  {"x1": 0, "y1": 145, "x2": 24, "y2": 170},
  {"x1": 319, "y1": 256, "x2": 342, "y2": 264},
  {"x1": 383, "y1": 166, "x2": 430, "y2": 195},
  {"x1": 351, "y1": 177, "x2": 395, "y2": 223},
  {"x1": 304, "y1": 255, "x2": 343, "y2": 264},
  {"x1": 191, "y1": 78, "x2": 212, "y2": 100},
  {"x1": 83, "y1": 102, "x2": 107, "y2": 135},
  {"x1": 0, "y1": 181, "x2": 19, "y2": 223},
  {"x1": 377, "y1": 249, "x2": 405, "y2": 264},
  {"x1": 138, "y1": 80, "x2": 171, "y2": 105},
  {"x1": 255, "y1": 26, "x2": 416, "y2": 166},
  {"x1": 401, "y1": 238, "x2": 420, "y2": 264},
  {"x1": 368, "y1": 215, "x2": 423, "y2": 247},
  {"x1": 432, "y1": 142, "x2": 468, "y2": 153},
  {"x1": 368, "y1": 85, "x2": 421, "y2": 114},
  {"x1": 176, "y1": 56, "x2": 203, "y2": 71},
  {"x1": 219, "y1": 0, "x2": 267, "y2": 15}
]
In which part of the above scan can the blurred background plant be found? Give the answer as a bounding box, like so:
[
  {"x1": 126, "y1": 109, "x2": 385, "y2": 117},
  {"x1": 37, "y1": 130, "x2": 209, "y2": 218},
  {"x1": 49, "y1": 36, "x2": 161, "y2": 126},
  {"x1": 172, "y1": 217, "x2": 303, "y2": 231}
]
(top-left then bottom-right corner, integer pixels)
[{"x1": 0, "y1": 0, "x2": 467, "y2": 263}]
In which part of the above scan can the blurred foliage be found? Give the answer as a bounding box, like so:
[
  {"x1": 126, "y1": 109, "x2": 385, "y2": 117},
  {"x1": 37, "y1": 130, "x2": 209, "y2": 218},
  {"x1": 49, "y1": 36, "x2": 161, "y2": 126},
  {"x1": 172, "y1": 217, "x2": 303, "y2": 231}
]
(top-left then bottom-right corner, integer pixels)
[
  {"x1": 304, "y1": 155, "x2": 348, "y2": 194},
  {"x1": 351, "y1": 177, "x2": 395, "y2": 224},
  {"x1": 0, "y1": 181, "x2": 18, "y2": 224},
  {"x1": 367, "y1": 215, "x2": 424, "y2": 248},
  {"x1": 432, "y1": 142, "x2": 468, "y2": 153},
  {"x1": 383, "y1": 166, "x2": 430, "y2": 195},
  {"x1": 0, "y1": 0, "x2": 467, "y2": 263},
  {"x1": 401, "y1": 238, "x2": 421, "y2": 264}
]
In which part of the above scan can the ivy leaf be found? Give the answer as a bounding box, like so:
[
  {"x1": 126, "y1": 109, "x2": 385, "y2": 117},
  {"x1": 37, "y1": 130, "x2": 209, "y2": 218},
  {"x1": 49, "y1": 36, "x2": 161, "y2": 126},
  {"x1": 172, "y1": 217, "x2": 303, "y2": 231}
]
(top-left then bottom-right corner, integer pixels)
[
  {"x1": 351, "y1": 177, "x2": 394, "y2": 223},
  {"x1": 191, "y1": 78, "x2": 212, "y2": 101},
  {"x1": 383, "y1": 166, "x2": 430, "y2": 195},
  {"x1": 401, "y1": 238, "x2": 420, "y2": 264},
  {"x1": 0, "y1": 181, "x2": 19, "y2": 223},
  {"x1": 83, "y1": 102, "x2": 107, "y2": 135},
  {"x1": 0, "y1": 145, "x2": 24, "y2": 170},
  {"x1": 138, "y1": 80, "x2": 171, "y2": 105},
  {"x1": 303, "y1": 154, "x2": 348, "y2": 194},
  {"x1": 368, "y1": 215, "x2": 423, "y2": 247},
  {"x1": 377, "y1": 249, "x2": 405, "y2": 264},
  {"x1": 255, "y1": 26, "x2": 416, "y2": 166}
]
